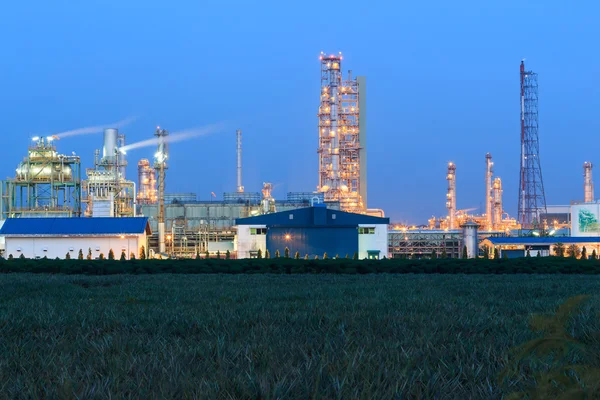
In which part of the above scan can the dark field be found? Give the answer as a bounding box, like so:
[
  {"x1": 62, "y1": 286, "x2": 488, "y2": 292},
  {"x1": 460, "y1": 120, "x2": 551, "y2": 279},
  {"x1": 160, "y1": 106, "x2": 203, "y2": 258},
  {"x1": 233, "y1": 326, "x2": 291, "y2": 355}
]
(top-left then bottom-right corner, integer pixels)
[{"x1": 1, "y1": 274, "x2": 599, "y2": 399}]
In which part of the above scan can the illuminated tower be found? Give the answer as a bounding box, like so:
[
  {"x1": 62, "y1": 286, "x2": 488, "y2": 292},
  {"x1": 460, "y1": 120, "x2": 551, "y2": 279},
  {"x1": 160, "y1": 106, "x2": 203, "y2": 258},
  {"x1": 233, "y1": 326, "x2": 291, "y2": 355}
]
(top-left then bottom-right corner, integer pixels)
[
  {"x1": 518, "y1": 60, "x2": 547, "y2": 228},
  {"x1": 317, "y1": 52, "x2": 365, "y2": 213},
  {"x1": 446, "y1": 162, "x2": 456, "y2": 229},
  {"x1": 154, "y1": 127, "x2": 169, "y2": 254},
  {"x1": 485, "y1": 153, "x2": 493, "y2": 230}
]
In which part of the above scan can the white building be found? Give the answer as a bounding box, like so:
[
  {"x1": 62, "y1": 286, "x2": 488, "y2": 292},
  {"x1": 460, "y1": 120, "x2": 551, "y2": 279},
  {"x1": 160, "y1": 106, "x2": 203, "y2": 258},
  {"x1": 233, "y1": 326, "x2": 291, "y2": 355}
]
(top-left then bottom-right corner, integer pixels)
[
  {"x1": 235, "y1": 206, "x2": 389, "y2": 259},
  {"x1": 0, "y1": 217, "x2": 151, "y2": 259}
]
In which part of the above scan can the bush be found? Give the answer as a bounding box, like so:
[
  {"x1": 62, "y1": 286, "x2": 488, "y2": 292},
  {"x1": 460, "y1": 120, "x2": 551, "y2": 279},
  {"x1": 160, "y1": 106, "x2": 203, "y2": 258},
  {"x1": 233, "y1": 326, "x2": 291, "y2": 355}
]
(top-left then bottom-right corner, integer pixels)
[
  {"x1": 139, "y1": 246, "x2": 146, "y2": 260},
  {"x1": 99, "y1": 253, "x2": 105, "y2": 260},
  {"x1": 8, "y1": 254, "x2": 13, "y2": 260},
  {"x1": 108, "y1": 249, "x2": 115, "y2": 260},
  {"x1": 78, "y1": 249, "x2": 84, "y2": 260},
  {"x1": 284, "y1": 247, "x2": 290, "y2": 258},
  {"x1": 19, "y1": 254, "x2": 25, "y2": 260},
  {"x1": 87, "y1": 248, "x2": 92, "y2": 260},
  {"x1": 226, "y1": 250, "x2": 231, "y2": 260},
  {"x1": 216, "y1": 251, "x2": 221, "y2": 260},
  {"x1": 65, "y1": 252, "x2": 71, "y2": 260},
  {"x1": 265, "y1": 250, "x2": 270, "y2": 259},
  {"x1": 275, "y1": 250, "x2": 280, "y2": 258},
  {"x1": 294, "y1": 251, "x2": 300, "y2": 260},
  {"x1": 257, "y1": 249, "x2": 262, "y2": 259},
  {"x1": 323, "y1": 252, "x2": 328, "y2": 260},
  {"x1": 120, "y1": 251, "x2": 127, "y2": 261},
  {"x1": 130, "y1": 252, "x2": 136, "y2": 260},
  {"x1": 353, "y1": 252, "x2": 358, "y2": 260}
]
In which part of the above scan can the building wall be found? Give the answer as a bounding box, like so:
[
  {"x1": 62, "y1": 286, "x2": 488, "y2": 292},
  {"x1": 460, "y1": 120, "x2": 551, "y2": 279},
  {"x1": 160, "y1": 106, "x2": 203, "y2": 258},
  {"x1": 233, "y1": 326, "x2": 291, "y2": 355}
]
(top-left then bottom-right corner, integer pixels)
[
  {"x1": 236, "y1": 225, "x2": 267, "y2": 259},
  {"x1": 4, "y1": 235, "x2": 146, "y2": 260},
  {"x1": 358, "y1": 224, "x2": 387, "y2": 259},
  {"x1": 266, "y1": 227, "x2": 358, "y2": 259},
  {"x1": 571, "y1": 204, "x2": 600, "y2": 236}
]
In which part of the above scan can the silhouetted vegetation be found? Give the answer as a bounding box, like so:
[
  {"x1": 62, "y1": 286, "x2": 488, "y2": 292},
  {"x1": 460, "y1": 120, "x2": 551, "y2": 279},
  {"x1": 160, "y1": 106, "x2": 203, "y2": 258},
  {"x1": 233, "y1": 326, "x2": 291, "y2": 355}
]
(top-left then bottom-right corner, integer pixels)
[{"x1": 1, "y1": 256, "x2": 600, "y2": 275}]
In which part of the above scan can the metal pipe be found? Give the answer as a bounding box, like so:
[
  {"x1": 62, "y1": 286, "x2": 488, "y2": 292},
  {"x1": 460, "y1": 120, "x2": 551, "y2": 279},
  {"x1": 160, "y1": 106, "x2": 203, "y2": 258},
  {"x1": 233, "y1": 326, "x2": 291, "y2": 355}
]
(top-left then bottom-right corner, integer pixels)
[
  {"x1": 236, "y1": 129, "x2": 244, "y2": 193},
  {"x1": 118, "y1": 134, "x2": 126, "y2": 179},
  {"x1": 584, "y1": 162, "x2": 594, "y2": 203}
]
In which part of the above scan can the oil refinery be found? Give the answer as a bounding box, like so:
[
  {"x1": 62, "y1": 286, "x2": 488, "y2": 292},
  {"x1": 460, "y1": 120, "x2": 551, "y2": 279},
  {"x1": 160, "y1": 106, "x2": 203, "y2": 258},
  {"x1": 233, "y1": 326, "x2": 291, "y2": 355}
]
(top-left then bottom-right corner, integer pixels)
[{"x1": 0, "y1": 56, "x2": 598, "y2": 260}]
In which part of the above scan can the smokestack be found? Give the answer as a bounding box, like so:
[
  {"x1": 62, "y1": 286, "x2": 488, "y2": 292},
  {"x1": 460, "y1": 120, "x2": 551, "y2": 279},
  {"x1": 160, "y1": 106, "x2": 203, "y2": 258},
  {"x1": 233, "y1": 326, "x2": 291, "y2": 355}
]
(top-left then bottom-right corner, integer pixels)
[
  {"x1": 102, "y1": 128, "x2": 118, "y2": 163},
  {"x1": 584, "y1": 162, "x2": 594, "y2": 203},
  {"x1": 493, "y1": 177, "x2": 503, "y2": 229},
  {"x1": 236, "y1": 129, "x2": 244, "y2": 193},
  {"x1": 446, "y1": 162, "x2": 456, "y2": 229},
  {"x1": 485, "y1": 153, "x2": 493, "y2": 230}
]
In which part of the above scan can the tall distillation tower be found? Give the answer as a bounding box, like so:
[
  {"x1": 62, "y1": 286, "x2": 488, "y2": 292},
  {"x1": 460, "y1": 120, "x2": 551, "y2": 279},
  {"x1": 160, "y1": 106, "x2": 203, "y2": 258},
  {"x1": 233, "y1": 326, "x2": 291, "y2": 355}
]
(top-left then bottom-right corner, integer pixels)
[
  {"x1": 154, "y1": 127, "x2": 169, "y2": 254},
  {"x1": 485, "y1": 153, "x2": 493, "y2": 230},
  {"x1": 317, "y1": 52, "x2": 366, "y2": 213},
  {"x1": 446, "y1": 162, "x2": 457, "y2": 229},
  {"x1": 518, "y1": 60, "x2": 547, "y2": 228}
]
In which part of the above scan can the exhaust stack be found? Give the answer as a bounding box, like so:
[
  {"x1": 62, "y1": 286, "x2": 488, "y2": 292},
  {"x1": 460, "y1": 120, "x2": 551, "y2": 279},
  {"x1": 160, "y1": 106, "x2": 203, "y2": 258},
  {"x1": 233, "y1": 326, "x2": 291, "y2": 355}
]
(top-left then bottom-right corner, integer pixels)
[
  {"x1": 584, "y1": 162, "x2": 594, "y2": 203},
  {"x1": 237, "y1": 129, "x2": 244, "y2": 193}
]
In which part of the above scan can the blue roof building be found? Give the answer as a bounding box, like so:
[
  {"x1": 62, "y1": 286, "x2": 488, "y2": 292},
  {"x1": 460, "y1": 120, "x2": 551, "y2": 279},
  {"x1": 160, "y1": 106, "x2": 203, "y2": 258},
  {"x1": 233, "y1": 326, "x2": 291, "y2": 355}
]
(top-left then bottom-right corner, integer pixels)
[
  {"x1": 235, "y1": 206, "x2": 389, "y2": 259},
  {"x1": 0, "y1": 217, "x2": 151, "y2": 260}
]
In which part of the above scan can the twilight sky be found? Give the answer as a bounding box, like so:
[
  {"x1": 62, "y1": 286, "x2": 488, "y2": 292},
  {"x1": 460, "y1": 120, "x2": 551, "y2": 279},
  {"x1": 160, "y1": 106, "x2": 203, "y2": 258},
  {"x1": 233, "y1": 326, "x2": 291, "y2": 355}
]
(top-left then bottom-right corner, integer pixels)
[{"x1": 1, "y1": 0, "x2": 598, "y2": 223}]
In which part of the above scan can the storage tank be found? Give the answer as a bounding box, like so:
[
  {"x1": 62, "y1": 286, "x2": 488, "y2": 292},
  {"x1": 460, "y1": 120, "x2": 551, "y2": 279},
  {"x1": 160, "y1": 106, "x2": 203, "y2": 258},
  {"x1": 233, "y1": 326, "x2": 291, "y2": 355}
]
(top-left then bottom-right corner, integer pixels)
[
  {"x1": 103, "y1": 128, "x2": 118, "y2": 161},
  {"x1": 16, "y1": 163, "x2": 73, "y2": 181},
  {"x1": 461, "y1": 221, "x2": 480, "y2": 258}
]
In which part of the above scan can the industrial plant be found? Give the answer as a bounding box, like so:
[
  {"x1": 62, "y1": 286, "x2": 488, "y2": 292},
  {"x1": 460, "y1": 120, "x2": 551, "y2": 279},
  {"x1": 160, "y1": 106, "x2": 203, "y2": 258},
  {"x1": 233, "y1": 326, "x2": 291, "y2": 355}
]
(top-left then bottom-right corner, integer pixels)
[{"x1": 1, "y1": 57, "x2": 598, "y2": 260}]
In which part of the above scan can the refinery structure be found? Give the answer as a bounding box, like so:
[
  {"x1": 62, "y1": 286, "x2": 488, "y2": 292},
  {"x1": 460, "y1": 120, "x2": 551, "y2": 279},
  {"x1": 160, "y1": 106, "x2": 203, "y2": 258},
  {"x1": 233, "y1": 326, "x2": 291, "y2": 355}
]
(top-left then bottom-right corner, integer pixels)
[
  {"x1": 317, "y1": 52, "x2": 367, "y2": 213},
  {"x1": 1, "y1": 56, "x2": 599, "y2": 260}
]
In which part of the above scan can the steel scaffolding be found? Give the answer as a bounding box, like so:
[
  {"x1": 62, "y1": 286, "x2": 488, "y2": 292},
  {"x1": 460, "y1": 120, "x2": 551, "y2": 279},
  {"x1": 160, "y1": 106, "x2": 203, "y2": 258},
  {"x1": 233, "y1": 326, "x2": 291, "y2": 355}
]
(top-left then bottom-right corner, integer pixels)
[
  {"x1": 1, "y1": 136, "x2": 81, "y2": 219},
  {"x1": 518, "y1": 60, "x2": 547, "y2": 228},
  {"x1": 318, "y1": 52, "x2": 364, "y2": 213}
]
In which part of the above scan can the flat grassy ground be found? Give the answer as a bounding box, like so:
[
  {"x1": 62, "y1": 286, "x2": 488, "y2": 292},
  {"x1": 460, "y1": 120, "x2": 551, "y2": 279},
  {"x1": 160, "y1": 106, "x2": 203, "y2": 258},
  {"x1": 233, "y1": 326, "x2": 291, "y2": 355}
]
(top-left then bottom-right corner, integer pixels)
[{"x1": 0, "y1": 274, "x2": 599, "y2": 399}]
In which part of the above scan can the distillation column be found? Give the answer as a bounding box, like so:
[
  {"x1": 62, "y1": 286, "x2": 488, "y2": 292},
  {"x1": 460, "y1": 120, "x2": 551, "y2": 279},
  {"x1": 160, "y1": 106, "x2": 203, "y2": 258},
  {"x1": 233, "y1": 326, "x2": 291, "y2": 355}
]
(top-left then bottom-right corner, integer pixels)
[
  {"x1": 446, "y1": 162, "x2": 457, "y2": 229},
  {"x1": 492, "y1": 177, "x2": 503, "y2": 229},
  {"x1": 584, "y1": 162, "x2": 594, "y2": 203},
  {"x1": 154, "y1": 127, "x2": 169, "y2": 254},
  {"x1": 485, "y1": 153, "x2": 493, "y2": 230},
  {"x1": 236, "y1": 129, "x2": 244, "y2": 193}
]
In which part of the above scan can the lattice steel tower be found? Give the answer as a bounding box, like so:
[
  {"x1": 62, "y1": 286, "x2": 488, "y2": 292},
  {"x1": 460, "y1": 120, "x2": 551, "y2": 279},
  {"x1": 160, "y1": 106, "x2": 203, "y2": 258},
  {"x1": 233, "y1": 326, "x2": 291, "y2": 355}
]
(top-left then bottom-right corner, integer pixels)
[
  {"x1": 317, "y1": 52, "x2": 366, "y2": 213},
  {"x1": 518, "y1": 60, "x2": 547, "y2": 229}
]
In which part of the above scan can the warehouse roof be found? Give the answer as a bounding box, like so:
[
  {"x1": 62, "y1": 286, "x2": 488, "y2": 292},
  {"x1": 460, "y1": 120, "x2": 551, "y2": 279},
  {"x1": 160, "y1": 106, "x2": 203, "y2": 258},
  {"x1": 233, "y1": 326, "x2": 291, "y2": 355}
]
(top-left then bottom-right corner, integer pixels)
[
  {"x1": 484, "y1": 236, "x2": 600, "y2": 245},
  {"x1": 0, "y1": 217, "x2": 151, "y2": 236},
  {"x1": 235, "y1": 206, "x2": 389, "y2": 227}
]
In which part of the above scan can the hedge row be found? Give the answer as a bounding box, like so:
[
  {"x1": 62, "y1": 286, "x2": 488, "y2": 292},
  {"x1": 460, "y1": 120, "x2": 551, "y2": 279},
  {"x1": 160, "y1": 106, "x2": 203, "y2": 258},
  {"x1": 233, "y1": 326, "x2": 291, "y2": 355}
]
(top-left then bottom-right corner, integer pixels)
[{"x1": 1, "y1": 256, "x2": 600, "y2": 274}]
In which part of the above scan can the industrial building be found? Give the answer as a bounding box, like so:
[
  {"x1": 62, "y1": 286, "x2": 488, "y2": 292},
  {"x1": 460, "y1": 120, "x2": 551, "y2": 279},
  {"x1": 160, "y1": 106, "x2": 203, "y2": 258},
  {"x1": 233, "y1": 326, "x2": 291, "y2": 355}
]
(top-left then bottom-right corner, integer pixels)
[
  {"x1": 83, "y1": 128, "x2": 136, "y2": 218},
  {"x1": 235, "y1": 205, "x2": 389, "y2": 259},
  {"x1": 0, "y1": 217, "x2": 150, "y2": 260},
  {"x1": 480, "y1": 237, "x2": 600, "y2": 259}
]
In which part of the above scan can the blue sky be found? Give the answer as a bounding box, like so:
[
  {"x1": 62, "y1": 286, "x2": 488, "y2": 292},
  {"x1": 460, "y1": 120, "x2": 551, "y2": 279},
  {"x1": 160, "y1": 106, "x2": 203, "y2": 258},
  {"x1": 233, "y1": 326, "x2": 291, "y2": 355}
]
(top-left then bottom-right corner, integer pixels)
[{"x1": 1, "y1": 0, "x2": 598, "y2": 223}]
